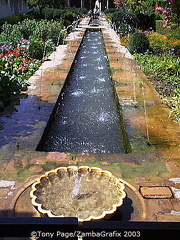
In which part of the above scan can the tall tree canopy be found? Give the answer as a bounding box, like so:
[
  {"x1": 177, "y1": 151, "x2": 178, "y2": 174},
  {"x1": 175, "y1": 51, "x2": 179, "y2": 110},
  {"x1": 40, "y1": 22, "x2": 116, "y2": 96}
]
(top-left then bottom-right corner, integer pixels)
[
  {"x1": 25, "y1": 0, "x2": 67, "y2": 14},
  {"x1": 114, "y1": 0, "x2": 156, "y2": 14}
]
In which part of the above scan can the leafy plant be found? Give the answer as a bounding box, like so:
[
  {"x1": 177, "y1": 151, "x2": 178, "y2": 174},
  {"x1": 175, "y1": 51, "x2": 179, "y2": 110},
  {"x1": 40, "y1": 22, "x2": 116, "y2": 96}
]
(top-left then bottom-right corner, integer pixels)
[
  {"x1": 0, "y1": 13, "x2": 69, "y2": 109},
  {"x1": 127, "y1": 32, "x2": 149, "y2": 54},
  {"x1": 0, "y1": 59, "x2": 28, "y2": 104},
  {"x1": 0, "y1": 13, "x2": 32, "y2": 26},
  {"x1": 134, "y1": 52, "x2": 180, "y2": 121},
  {"x1": 62, "y1": 11, "x2": 78, "y2": 27},
  {"x1": 134, "y1": 52, "x2": 180, "y2": 83},
  {"x1": 109, "y1": 10, "x2": 137, "y2": 37},
  {"x1": 0, "y1": 40, "x2": 41, "y2": 108},
  {"x1": 28, "y1": 37, "x2": 45, "y2": 60},
  {"x1": 163, "y1": 89, "x2": 180, "y2": 122},
  {"x1": 146, "y1": 31, "x2": 180, "y2": 54}
]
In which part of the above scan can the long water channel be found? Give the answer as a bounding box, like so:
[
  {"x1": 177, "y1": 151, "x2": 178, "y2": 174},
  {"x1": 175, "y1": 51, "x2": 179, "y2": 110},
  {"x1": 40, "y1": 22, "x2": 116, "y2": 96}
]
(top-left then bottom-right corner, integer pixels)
[{"x1": 38, "y1": 28, "x2": 128, "y2": 153}]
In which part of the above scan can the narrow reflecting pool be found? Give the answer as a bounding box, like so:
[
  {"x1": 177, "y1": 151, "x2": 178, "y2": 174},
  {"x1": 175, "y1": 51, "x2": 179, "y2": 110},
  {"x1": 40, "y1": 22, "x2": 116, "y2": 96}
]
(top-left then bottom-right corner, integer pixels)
[{"x1": 38, "y1": 29, "x2": 128, "y2": 153}]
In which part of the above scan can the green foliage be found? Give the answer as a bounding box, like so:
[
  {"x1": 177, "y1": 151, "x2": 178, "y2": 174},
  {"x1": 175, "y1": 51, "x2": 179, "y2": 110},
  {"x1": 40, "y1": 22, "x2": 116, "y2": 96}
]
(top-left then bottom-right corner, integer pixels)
[
  {"x1": 0, "y1": 46, "x2": 41, "y2": 107},
  {"x1": 26, "y1": 8, "x2": 42, "y2": 20},
  {"x1": 45, "y1": 40, "x2": 56, "y2": 55},
  {"x1": 27, "y1": 7, "x2": 87, "y2": 23},
  {"x1": 146, "y1": 31, "x2": 180, "y2": 55},
  {"x1": 104, "y1": 8, "x2": 117, "y2": 14},
  {"x1": 127, "y1": 0, "x2": 155, "y2": 15},
  {"x1": 25, "y1": 0, "x2": 49, "y2": 14},
  {"x1": 134, "y1": 52, "x2": 180, "y2": 121},
  {"x1": 136, "y1": 13, "x2": 156, "y2": 31},
  {"x1": 0, "y1": 6, "x2": 80, "y2": 109},
  {"x1": 156, "y1": 20, "x2": 180, "y2": 36},
  {"x1": 0, "y1": 17, "x2": 64, "y2": 108},
  {"x1": 171, "y1": 0, "x2": 180, "y2": 24},
  {"x1": 50, "y1": 0, "x2": 67, "y2": 9},
  {"x1": 114, "y1": 0, "x2": 156, "y2": 15},
  {"x1": 28, "y1": 37, "x2": 44, "y2": 59},
  {"x1": 0, "y1": 13, "x2": 32, "y2": 26},
  {"x1": 109, "y1": 10, "x2": 137, "y2": 37},
  {"x1": 62, "y1": 11, "x2": 78, "y2": 27},
  {"x1": 0, "y1": 19, "x2": 64, "y2": 47},
  {"x1": 127, "y1": 32, "x2": 150, "y2": 54},
  {"x1": 0, "y1": 59, "x2": 27, "y2": 106},
  {"x1": 163, "y1": 89, "x2": 180, "y2": 122},
  {"x1": 174, "y1": 43, "x2": 180, "y2": 55},
  {"x1": 25, "y1": 0, "x2": 67, "y2": 12},
  {"x1": 134, "y1": 52, "x2": 180, "y2": 83},
  {"x1": 0, "y1": 23, "x2": 23, "y2": 47}
]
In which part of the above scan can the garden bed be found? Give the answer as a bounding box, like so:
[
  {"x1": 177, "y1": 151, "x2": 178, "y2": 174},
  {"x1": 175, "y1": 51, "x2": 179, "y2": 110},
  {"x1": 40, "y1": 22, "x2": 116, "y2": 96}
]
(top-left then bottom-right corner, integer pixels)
[
  {"x1": 106, "y1": 8, "x2": 180, "y2": 123},
  {"x1": 120, "y1": 32, "x2": 180, "y2": 122},
  {"x1": 0, "y1": 8, "x2": 88, "y2": 110}
]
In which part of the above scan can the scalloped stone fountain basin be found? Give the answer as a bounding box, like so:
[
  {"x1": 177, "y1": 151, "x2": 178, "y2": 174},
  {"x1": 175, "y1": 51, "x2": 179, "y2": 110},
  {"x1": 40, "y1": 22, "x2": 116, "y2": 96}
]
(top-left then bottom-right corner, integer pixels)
[{"x1": 30, "y1": 166, "x2": 126, "y2": 222}]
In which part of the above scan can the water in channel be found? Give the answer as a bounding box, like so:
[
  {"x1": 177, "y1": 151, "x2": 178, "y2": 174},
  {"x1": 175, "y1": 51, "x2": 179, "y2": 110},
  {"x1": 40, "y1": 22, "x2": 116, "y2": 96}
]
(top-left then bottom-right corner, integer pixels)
[{"x1": 39, "y1": 29, "x2": 126, "y2": 153}]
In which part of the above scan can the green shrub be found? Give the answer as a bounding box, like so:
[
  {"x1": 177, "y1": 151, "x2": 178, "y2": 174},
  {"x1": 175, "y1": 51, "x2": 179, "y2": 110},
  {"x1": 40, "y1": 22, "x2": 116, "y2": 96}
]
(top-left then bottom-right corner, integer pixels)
[
  {"x1": 127, "y1": 32, "x2": 150, "y2": 54},
  {"x1": 110, "y1": 10, "x2": 137, "y2": 37},
  {"x1": 0, "y1": 13, "x2": 32, "y2": 26},
  {"x1": 156, "y1": 20, "x2": 180, "y2": 36},
  {"x1": 45, "y1": 40, "x2": 56, "y2": 56},
  {"x1": 0, "y1": 58, "x2": 28, "y2": 104},
  {"x1": 134, "y1": 52, "x2": 180, "y2": 122},
  {"x1": 28, "y1": 37, "x2": 45, "y2": 60},
  {"x1": 76, "y1": 8, "x2": 88, "y2": 16},
  {"x1": 134, "y1": 52, "x2": 180, "y2": 84},
  {"x1": 26, "y1": 9, "x2": 41, "y2": 19},
  {"x1": 0, "y1": 23, "x2": 23, "y2": 47},
  {"x1": 136, "y1": 13, "x2": 156, "y2": 31},
  {"x1": 27, "y1": 7, "x2": 87, "y2": 23},
  {"x1": 62, "y1": 11, "x2": 77, "y2": 26},
  {"x1": 45, "y1": 21, "x2": 65, "y2": 44},
  {"x1": 104, "y1": 8, "x2": 117, "y2": 14},
  {"x1": 174, "y1": 43, "x2": 180, "y2": 55},
  {"x1": 28, "y1": 37, "x2": 56, "y2": 60},
  {"x1": 42, "y1": 8, "x2": 63, "y2": 20}
]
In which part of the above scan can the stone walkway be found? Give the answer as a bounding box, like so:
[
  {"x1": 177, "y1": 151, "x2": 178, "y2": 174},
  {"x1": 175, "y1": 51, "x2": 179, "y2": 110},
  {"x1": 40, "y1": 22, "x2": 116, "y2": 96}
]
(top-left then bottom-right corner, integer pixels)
[{"x1": 0, "y1": 17, "x2": 179, "y2": 222}]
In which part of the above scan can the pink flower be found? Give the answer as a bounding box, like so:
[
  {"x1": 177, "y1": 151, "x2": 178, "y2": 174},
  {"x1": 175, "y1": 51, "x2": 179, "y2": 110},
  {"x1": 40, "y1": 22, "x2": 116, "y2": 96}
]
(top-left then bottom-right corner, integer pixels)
[
  {"x1": 18, "y1": 66, "x2": 26, "y2": 71},
  {"x1": 156, "y1": 7, "x2": 163, "y2": 14}
]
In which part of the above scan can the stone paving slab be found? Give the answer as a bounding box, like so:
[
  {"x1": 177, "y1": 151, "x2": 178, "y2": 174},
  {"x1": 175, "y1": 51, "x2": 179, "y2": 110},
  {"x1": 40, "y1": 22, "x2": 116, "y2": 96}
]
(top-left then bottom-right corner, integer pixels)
[
  {"x1": 157, "y1": 213, "x2": 180, "y2": 222},
  {"x1": 140, "y1": 186, "x2": 173, "y2": 199}
]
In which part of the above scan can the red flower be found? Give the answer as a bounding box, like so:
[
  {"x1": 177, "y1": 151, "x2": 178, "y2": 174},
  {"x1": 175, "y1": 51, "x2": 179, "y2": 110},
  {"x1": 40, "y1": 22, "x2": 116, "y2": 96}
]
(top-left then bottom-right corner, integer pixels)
[{"x1": 14, "y1": 52, "x2": 20, "y2": 57}]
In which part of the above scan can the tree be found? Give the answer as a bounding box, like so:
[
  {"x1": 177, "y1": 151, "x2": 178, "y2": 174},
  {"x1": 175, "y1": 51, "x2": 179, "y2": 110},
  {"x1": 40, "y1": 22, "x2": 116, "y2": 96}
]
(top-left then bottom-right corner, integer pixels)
[
  {"x1": 50, "y1": 0, "x2": 67, "y2": 9},
  {"x1": 156, "y1": 0, "x2": 180, "y2": 26},
  {"x1": 25, "y1": 0, "x2": 67, "y2": 15},
  {"x1": 25, "y1": 0, "x2": 49, "y2": 15},
  {"x1": 114, "y1": 0, "x2": 156, "y2": 14},
  {"x1": 113, "y1": 0, "x2": 128, "y2": 10}
]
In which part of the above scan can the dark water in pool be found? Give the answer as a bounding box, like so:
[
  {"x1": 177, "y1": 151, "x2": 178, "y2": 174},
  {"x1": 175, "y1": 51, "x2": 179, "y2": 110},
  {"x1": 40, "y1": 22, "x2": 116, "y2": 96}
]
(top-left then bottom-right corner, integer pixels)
[{"x1": 39, "y1": 29, "x2": 127, "y2": 153}]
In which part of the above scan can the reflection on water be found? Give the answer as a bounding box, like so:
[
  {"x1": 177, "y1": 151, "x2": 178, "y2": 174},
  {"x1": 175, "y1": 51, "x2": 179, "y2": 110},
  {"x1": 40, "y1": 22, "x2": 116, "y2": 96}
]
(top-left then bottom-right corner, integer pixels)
[{"x1": 40, "y1": 29, "x2": 126, "y2": 153}]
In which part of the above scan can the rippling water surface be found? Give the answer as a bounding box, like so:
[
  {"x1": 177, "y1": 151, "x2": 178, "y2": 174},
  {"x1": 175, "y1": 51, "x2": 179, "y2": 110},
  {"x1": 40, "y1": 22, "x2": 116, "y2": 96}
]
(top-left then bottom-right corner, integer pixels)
[{"x1": 40, "y1": 29, "x2": 125, "y2": 153}]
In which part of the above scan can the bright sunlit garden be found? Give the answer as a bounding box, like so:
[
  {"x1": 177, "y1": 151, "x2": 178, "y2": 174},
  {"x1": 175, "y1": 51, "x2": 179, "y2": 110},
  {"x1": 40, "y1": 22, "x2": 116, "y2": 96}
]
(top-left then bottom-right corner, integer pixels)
[
  {"x1": 0, "y1": 0, "x2": 179, "y2": 121},
  {"x1": 106, "y1": 0, "x2": 180, "y2": 121},
  {"x1": 0, "y1": 1, "x2": 180, "y2": 224},
  {"x1": 0, "y1": 4, "x2": 87, "y2": 109}
]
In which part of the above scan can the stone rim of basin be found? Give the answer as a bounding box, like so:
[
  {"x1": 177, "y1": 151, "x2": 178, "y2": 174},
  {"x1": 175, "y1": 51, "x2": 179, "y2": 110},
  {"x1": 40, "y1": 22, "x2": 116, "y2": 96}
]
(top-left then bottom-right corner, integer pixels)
[{"x1": 30, "y1": 166, "x2": 126, "y2": 222}]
